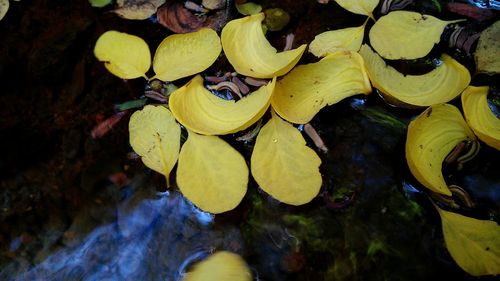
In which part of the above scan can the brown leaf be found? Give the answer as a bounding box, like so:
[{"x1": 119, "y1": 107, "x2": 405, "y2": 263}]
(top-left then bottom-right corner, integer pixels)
[{"x1": 157, "y1": 1, "x2": 207, "y2": 33}]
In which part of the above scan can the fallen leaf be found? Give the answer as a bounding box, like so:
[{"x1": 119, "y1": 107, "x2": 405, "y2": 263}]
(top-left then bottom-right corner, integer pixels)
[
  {"x1": 94, "y1": 30, "x2": 151, "y2": 79},
  {"x1": 0, "y1": 0, "x2": 8, "y2": 21},
  {"x1": 152, "y1": 28, "x2": 221, "y2": 81},
  {"x1": 369, "y1": 11, "x2": 463, "y2": 59},
  {"x1": 157, "y1": 1, "x2": 207, "y2": 33},
  {"x1": 129, "y1": 105, "x2": 181, "y2": 186},
  {"x1": 359, "y1": 44, "x2": 470, "y2": 107},
  {"x1": 221, "y1": 13, "x2": 306, "y2": 78},
  {"x1": 271, "y1": 51, "x2": 371, "y2": 124},
  {"x1": 406, "y1": 104, "x2": 476, "y2": 195},
  {"x1": 89, "y1": 0, "x2": 112, "y2": 8},
  {"x1": 333, "y1": 0, "x2": 379, "y2": 18},
  {"x1": 475, "y1": 20, "x2": 500, "y2": 74},
  {"x1": 461, "y1": 86, "x2": 500, "y2": 150},
  {"x1": 183, "y1": 251, "x2": 252, "y2": 281},
  {"x1": 437, "y1": 207, "x2": 500, "y2": 276},
  {"x1": 309, "y1": 21, "x2": 366, "y2": 57},
  {"x1": 114, "y1": 0, "x2": 166, "y2": 20},
  {"x1": 177, "y1": 132, "x2": 248, "y2": 214},
  {"x1": 236, "y1": 2, "x2": 262, "y2": 15},
  {"x1": 169, "y1": 75, "x2": 275, "y2": 135},
  {"x1": 251, "y1": 112, "x2": 322, "y2": 205}
]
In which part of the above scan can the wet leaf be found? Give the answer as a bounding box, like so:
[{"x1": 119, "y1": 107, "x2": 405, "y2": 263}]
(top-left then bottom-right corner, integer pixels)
[
  {"x1": 89, "y1": 0, "x2": 112, "y2": 8},
  {"x1": 0, "y1": 0, "x2": 8, "y2": 21},
  {"x1": 236, "y1": 2, "x2": 262, "y2": 15},
  {"x1": 129, "y1": 105, "x2": 181, "y2": 186},
  {"x1": 94, "y1": 31, "x2": 151, "y2": 79},
  {"x1": 406, "y1": 104, "x2": 476, "y2": 195},
  {"x1": 177, "y1": 132, "x2": 248, "y2": 214},
  {"x1": 183, "y1": 251, "x2": 252, "y2": 281},
  {"x1": 475, "y1": 20, "x2": 500, "y2": 74},
  {"x1": 461, "y1": 86, "x2": 500, "y2": 150},
  {"x1": 437, "y1": 207, "x2": 500, "y2": 276},
  {"x1": 333, "y1": 0, "x2": 379, "y2": 18},
  {"x1": 202, "y1": 0, "x2": 225, "y2": 10},
  {"x1": 114, "y1": 0, "x2": 166, "y2": 20},
  {"x1": 369, "y1": 11, "x2": 463, "y2": 59},
  {"x1": 152, "y1": 28, "x2": 221, "y2": 81},
  {"x1": 359, "y1": 44, "x2": 470, "y2": 107},
  {"x1": 251, "y1": 112, "x2": 322, "y2": 205},
  {"x1": 157, "y1": 1, "x2": 206, "y2": 33},
  {"x1": 221, "y1": 13, "x2": 306, "y2": 78},
  {"x1": 271, "y1": 51, "x2": 371, "y2": 124},
  {"x1": 309, "y1": 22, "x2": 366, "y2": 57},
  {"x1": 170, "y1": 75, "x2": 275, "y2": 135}
]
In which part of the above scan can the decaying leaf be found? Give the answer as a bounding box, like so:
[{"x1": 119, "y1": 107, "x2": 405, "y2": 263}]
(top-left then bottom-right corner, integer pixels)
[
  {"x1": 0, "y1": 0, "x2": 9, "y2": 21},
  {"x1": 333, "y1": 0, "x2": 379, "y2": 18},
  {"x1": 169, "y1": 75, "x2": 275, "y2": 135},
  {"x1": 221, "y1": 13, "x2": 306, "y2": 78},
  {"x1": 152, "y1": 28, "x2": 221, "y2": 81},
  {"x1": 251, "y1": 112, "x2": 322, "y2": 205},
  {"x1": 369, "y1": 11, "x2": 463, "y2": 59},
  {"x1": 406, "y1": 104, "x2": 476, "y2": 195},
  {"x1": 309, "y1": 22, "x2": 366, "y2": 57},
  {"x1": 437, "y1": 207, "x2": 500, "y2": 276},
  {"x1": 475, "y1": 20, "x2": 500, "y2": 74},
  {"x1": 359, "y1": 44, "x2": 470, "y2": 107},
  {"x1": 94, "y1": 31, "x2": 151, "y2": 79},
  {"x1": 202, "y1": 0, "x2": 225, "y2": 10},
  {"x1": 114, "y1": 0, "x2": 166, "y2": 20},
  {"x1": 461, "y1": 86, "x2": 500, "y2": 150},
  {"x1": 177, "y1": 132, "x2": 248, "y2": 214},
  {"x1": 157, "y1": 1, "x2": 206, "y2": 33},
  {"x1": 271, "y1": 51, "x2": 371, "y2": 124},
  {"x1": 236, "y1": 2, "x2": 262, "y2": 15},
  {"x1": 129, "y1": 105, "x2": 181, "y2": 186},
  {"x1": 183, "y1": 251, "x2": 252, "y2": 281}
]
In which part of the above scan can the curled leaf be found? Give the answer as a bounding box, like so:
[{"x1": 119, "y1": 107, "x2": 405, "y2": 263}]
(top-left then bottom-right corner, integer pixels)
[
  {"x1": 129, "y1": 105, "x2": 181, "y2": 186},
  {"x1": 183, "y1": 251, "x2": 252, "y2": 281},
  {"x1": 114, "y1": 0, "x2": 166, "y2": 20},
  {"x1": 369, "y1": 11, "x2": 463, "y2": 59},
  {"x1": 177, "y1": 132, "x2": 248, "y2": 214},
  {"x1": 0, "y1": 0, "x2": 9, "y2": 21},
  {"x1": 94, "y1": 31, "x2": 151, "y2": 79},
  {"x1": 436, "y1": 207, "x2": 500, "y2": 276},
  {"x1": 475, "y1": 20, "x2": 500, "y2": 74},
  {"x1": 251, "y1": 112, "x2": 322, "y2": 205},
  {"x1": 221, "y1": 13, "x2": 306, "y2": 78},
  {"x1": 309, "y1": 22, "x2": 366, "y2": 57},
  {"x1": 359, "y1": 44, "x2": 470, "y2": 107},
  {"x1": 406, "y1": 104, "x2": 476, "y2": 195},
  {"x1": 170, "y1": 75, "x2": 275, "y2": 135},
  {"x1": 333, "y1": 0, "x2": 379, "y2": 18},
  {"x1": 152, "y1": 28, "x2": 221, "y2": 82},
  {"x1": 461, "y1": 86, "x2": 500, "y2": 150},
  {"x1": 272, "y1": 51, "x2": 371, "y2": 124},
  {"x1": 157, "y1": 1, "x2": 206, "y2": 33}
]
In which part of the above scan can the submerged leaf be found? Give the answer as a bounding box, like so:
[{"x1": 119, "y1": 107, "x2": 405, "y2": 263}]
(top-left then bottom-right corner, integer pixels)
[
  {"x1": 94, "y1": 31, "x2": 151, "y2": 79},
  {"x1": 114, "y1": 0, "x2": 166, "y2": 20},
  {"x1": 177, "y1": 132, "x2": 248, "y2": 214},
  {"x1": 272, "y1": 51, "x2": 371, "y2": 124},
  {"x1": 89, "y1": 0, "x2": 112, "y2": 8},
  {"x1": 333, "y1": 0, "x2": 379, "y2": 18},
  {"x1": 236, "y1": 2, "x2": 262, "y2": 15},
  {"x1": 251, "y1": 112, "x2": 322, "y2": 205},
  {"x1": 406, "y1": 104, "x2": 476, "y2": 195},
  {"x1": 221, "y1": 13, "x2": 306, "y2": 78},
  {"x1": 359, "y1": 44, "x2": 470, "y2": 107},
  {"x1": 183, "y1": 251, "x2": 252, "y2": 281},
  {"x1": 475, "y1": 20, "x2": 500, "y2": 74},
  {"x1": 152, "y1": 28, "x2": 221, "y2": 81},
  {"x1": 129, "y1": 105, "x2": 181, "y2": 186},
  {"x1": 309, "y1": 22, "x2": 366, "y2": 57},
  {"x1": 0, "y1": 0, "x2": 8, "y2": 21},
  {"x1": 461, "y1": 86, "x2": 500, "y2": 150},
  {"x1": 437, "y1": 207, "x2": 500, "y2": 276},
  {"x1": 369, "y1": 11, "x2": 462, "y2": 59},
  {"x1": 170, "y1": 75, "x2": 275, "y2": 135}
]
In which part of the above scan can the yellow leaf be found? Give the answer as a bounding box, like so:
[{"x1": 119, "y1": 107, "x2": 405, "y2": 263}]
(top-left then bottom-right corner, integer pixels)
[
  {"x1": 183, "y1": 251, "x2": 252, "y2": 281},
  {"x1": 436, "y1": 207, "x2": 500, "y2": 276},
  {"x1": 236, "y1": 2, "x2": 262, "y2": 15},
  {"x1": 251, "y1": 112, "x2": 322, "y2": 205},
  {"x1": 94, "y1": 30, "x2": 151, "y2": 79},
  {"x1": 152, "y1": 28, "x2": 222, "y2": 82},
  {"x1": 221, "y1": 13, "x2": 306, "y2": 78},
  {"x1": 359, "y1": 44, "x2": 470, "y2": 107},
  {"x1": 0, "y1": 0, "x2": 9, "y2": 21},
  {"x1": 177, "y1": 132, "x2": 248, "y2": 214},
  {"x1": 369, "y1": 11, "x2": 463, "y2": 60},
  {"x1": 461, "y1": 86, "x2": 500, "y2": 150},
  {"x1": 271, "y1": 51, "x2": 371, "y2": 124},
  {"x1": 406, "y1": 104, "x2": 476, "y2": 195},
  {"x1": 309, "y1": 22, "x2": 366, "y2": 57},
  {"x1": 170, "y1": 75, "x2": 275, "y2": 135},
  {"x1": 129, "y1": 105, "x2": 180, "y2": 186},
  {"x1": 334, "y1": 0, "x2": 379, "y2": 18},
  {"x1": 475, "y1": 20, "x2": 500, "y2": 74},
  {"x1": 114, "y1": 0, "x2": 166, "y2": 20}
]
